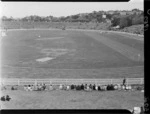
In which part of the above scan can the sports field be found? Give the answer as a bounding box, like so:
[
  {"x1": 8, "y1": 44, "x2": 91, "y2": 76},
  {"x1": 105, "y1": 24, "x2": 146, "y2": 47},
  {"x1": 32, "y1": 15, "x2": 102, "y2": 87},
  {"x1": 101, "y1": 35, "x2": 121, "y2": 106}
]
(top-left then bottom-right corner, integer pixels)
[
  {"x1": 1, "y1": 29, "x2": 144, "y2": 79},
  {"x1": 1, "y1": 29, "x2": 144, "y2": 110}
]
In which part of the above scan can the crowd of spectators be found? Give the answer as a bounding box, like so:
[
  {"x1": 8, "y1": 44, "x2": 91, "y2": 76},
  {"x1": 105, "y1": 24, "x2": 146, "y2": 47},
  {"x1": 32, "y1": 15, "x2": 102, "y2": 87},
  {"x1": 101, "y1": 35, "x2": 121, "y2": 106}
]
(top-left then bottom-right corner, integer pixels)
[{"x1": 21, "y1": 83, "x2": 133, "y2": 92}]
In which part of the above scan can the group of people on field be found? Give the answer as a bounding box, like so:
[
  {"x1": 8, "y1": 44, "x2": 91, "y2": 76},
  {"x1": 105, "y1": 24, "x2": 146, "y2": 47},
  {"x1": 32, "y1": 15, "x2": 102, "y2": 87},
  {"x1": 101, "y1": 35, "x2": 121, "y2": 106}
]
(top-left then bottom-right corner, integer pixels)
[
  {"x1": 22, "y1": 78, "x2": 130, "y2": 91},
  {"x1": 23, "y1": 83, "x2": 132, "y2": 92}
]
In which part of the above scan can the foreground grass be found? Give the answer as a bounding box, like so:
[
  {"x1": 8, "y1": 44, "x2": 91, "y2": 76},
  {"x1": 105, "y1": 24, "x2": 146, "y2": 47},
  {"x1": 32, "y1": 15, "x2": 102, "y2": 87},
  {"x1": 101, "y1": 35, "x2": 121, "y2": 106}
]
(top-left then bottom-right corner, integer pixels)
[{"x1": 1, "y1": 89, "x2": 144, "y2": 110}]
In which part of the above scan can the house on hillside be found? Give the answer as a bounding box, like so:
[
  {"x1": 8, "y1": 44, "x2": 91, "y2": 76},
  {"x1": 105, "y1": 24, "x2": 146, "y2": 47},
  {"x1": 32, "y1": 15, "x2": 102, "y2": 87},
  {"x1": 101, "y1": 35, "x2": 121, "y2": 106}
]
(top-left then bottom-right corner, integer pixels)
[
  {"x1": 120, "y1": 11, "x2": 127, "y2": 15},
  {"x1": 127, "y1": 11, "x2": 135, "y2": 15},
  {"x1": 111, "y1": 25, "x2": 120, "y2": 30},
  {"x1": 107, "y1": 10, "x2": 115, "y2": 15},
  {"x1": 132, "y1": 9, "x2": 143, "y2": 15},
  {"x1": 102, "y1": 14, "x2": 106, "y2": 18}
]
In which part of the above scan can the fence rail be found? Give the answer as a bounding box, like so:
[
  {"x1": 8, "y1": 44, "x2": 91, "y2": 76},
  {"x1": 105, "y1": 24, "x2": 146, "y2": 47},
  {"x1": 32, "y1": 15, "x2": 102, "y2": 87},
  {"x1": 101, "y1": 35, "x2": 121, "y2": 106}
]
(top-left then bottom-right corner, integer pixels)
[{"x1": 0, "y1": 78, "x2": 144, "y2": 86}]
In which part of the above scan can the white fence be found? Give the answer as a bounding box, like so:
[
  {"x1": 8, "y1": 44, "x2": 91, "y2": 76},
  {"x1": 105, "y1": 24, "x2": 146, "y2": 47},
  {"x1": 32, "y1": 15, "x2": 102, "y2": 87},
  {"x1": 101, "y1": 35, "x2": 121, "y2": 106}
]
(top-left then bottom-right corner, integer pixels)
[{"x1": 0, "y1": 78, "x2": 144, "y2": 86}]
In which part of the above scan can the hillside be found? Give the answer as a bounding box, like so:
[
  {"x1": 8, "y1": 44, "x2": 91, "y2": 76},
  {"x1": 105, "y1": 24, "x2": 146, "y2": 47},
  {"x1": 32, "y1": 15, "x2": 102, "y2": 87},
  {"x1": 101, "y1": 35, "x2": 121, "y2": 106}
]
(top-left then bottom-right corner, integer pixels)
[{"x1": 119, "y1": 24, "x2": 144, "y2": 35}]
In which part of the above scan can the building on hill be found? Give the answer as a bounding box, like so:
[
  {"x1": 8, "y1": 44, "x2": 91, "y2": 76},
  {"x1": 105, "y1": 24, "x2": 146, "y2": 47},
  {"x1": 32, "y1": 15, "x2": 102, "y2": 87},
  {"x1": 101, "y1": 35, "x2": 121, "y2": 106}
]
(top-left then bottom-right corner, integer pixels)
[
  {"x1": 127, "y1": 11, "x2": 135, "y2": 15},
  {"x1": 132, "y1": 9, "x2": 143, "y2": 15},
  {"x1": 106, "y1": 10, "x2": 115, "y2": 15},
  {"x1": 120, "y1": 11, "x2": 127, "y2": 15},
  {"x1": 102, "y1": 14, "x2": 106, "y2": 18}
]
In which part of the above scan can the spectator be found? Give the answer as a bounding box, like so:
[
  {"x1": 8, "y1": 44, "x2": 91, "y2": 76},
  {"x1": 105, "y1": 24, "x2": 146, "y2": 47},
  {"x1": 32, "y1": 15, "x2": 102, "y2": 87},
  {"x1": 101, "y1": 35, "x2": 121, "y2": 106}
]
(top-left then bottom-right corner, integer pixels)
[
  {"x1": 63, "y1": 85, "x2": 67, "y2": 90},
  {"x1": 89, "y1": 84, "x2": 93, "y2": 90},
  {"x1": 85, "y1": 85, "x2": 90, "y2": 91},
  {"x1": 93, "y1": 84, "x2": 96, "y2": 90},
  {"x1": 70, "y1": 84, "x2": 75, "y2": 90},
  {"x1": 122, "y1": 85, "x2": 126, "y2": 90},
  {"x1": 123, "y1": 78, "x2": 126, "y2": 86},
  {"x1": 81, "y1": 84, "x2": 84, "y2": 90},
  {"x1": 11, "y1": 86, "x2": 15, "y2": 90},
  {"x1": 49, "y1": 85, "x2": 53, "y2": 90},
  {"x1": 84, "y1": 84, "x2": 88, "y2": 90},
  {"x1": 59, "y1": 84, "x2": 63, "y2": 90},
  {"x1": 33, "y1": 85, "x2": 38, "y2": 91},
  {"x1": 28, "y1": 85, "x2": 32, "y2": 91},
  {"x1": 76, "y1": 85, "x2": 81, "y2": 90},
  {"x1": 117, "y1": 84, "x2": 122, "y2": 90},
  {"x1": 42, "y1": 84, "x2": 46, "y2": 90},
  {"x1": 114, "y1": 84, "x2": 118, "y2": 90},
  {"x1": 1, "y1": 96, "x2": 5, "y2": 101},
  {"x1": 95, "y1": 85, "x2": 98, "y2": 91},
  {"x1": 38, "y1": 84, "x2": 43, "y2": 91},
  {"x1": 5, "y1": 95, "x2": 11, "y2": 101},
  {"x1": 97, "y1": 85, "x2": 101, "y2": 91},
  {"x1": 104, "y1": 85, "x2": 107, "y2": 91},
  {"x1": 24, "y1": 85, "x2": 28, "y2": 91},
  {"x1": 66, "y1": 85, "x2": 70, "y2": 90}
]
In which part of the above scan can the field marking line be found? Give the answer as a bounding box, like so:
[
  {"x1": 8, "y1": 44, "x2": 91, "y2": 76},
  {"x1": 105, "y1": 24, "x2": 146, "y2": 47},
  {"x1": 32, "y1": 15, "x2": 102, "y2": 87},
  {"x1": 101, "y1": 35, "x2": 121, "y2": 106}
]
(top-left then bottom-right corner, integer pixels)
[
  {"x1": 1, "y1": 64, "x2": 144, "y2": 69},
  {"x1": 2, "y1": 28, "x2": 144, "y2": 37},
  {"x1": 111, "y1": 33, "x2": 144, "y2": 41},
  {"x1": 36, "y1": 37, "x2": 64, "y2": 40},
  {"x1": 85, "y1": 32, "x2": 144, "y2": 61}
]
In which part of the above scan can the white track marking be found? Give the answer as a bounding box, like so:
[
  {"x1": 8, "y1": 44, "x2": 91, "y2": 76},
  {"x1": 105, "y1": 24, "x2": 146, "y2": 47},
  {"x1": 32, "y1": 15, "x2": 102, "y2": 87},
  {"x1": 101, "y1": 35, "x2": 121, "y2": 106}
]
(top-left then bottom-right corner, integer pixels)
[
  {"x1": 36, "y1": 57, "x2": 54, "y2": 62},
  {"x1": 36, "y1": 37, "x2": 64, "y2": 40},
  {"x1": 86, "y1": 32, "x2": 144, "y2": 62},
  {"x1": 1, "y1": 64, "x2": 144, "y2": 69}
]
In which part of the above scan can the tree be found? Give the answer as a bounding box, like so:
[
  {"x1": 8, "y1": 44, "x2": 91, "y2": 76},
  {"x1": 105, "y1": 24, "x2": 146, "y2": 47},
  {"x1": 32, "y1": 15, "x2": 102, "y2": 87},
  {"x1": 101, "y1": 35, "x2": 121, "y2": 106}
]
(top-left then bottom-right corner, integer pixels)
[
  {"x1": 111, "y1": 17, "x2": 120, "y2": 26},
  {"x1": 119, "y1": 16, "x2": 132, "y2": 28},
  {"x1": 132, "y1": 15, "x2": 144, "y2": 25}
]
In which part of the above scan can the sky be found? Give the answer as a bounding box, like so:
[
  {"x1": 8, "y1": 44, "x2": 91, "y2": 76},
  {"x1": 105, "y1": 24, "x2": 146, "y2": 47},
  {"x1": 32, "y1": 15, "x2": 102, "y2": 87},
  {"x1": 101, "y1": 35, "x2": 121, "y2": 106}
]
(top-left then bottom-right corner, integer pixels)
[{"x1": 0, "y1": 0, "x2": 143, "y2": 18}]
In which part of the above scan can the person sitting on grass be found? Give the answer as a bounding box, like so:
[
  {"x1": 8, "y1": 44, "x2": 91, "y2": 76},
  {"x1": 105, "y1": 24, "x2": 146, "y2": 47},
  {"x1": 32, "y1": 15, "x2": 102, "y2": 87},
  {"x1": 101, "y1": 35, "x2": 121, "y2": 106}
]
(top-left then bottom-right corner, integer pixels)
[
  {"x1": 81, "y1": 84, "x2": 84, "y2": 90},
  {"x1": 11, "y1": 86, "x2": 15, "y2": 90},
  {"x1": 89, "y1": 84, "x2": 93, "y2": 91},
  {"x1": 93, "y1": 84, "x2": 96, "y2": 90},
  {"x1": 84, "y1": 84, "x2": 87, "y2": 91},
  {"x1": 117, "y1": 84, "x2": 122, "y2": 90},
  {"x1": 63, "y1": 84, "x2": 68, "y2": 90},
  {"x1": 101, "y1": 85, "x2": 107, "y2": 91},
  {"x1": 85, "y1": 84, "x2": 92, "y2": 91},
  {"x1": 125, "y1": 85, "x2": 132, "y2": 91},
  {"x1": 121, "y1": 85, "x2": 126, "y2": 90},
  {"x1": 59, "y1": 84, "x2": 63, "y2": 90},
  {"x1": 95, "y1": 85, "x2": 98, "y2": 91},
  {"x1": 1, "y1": 96, "x2": 5, "y2": 101},
  {"x1": 42, "y1": 84, "x2": 46, "y2": 90},
  {"x1": 24, "y1": 85, "x2": 27, "y2": 91},
  {"x1": 98, "y1": 85, "x2": 101, "y2": 91},
  {"x1": 27, "y1": 85, "x2": 32, "y2": 91},
  {"x1": 66, "y1": 85, "x2": 70, "y2": 91},
  {"x1": 37, "y1": 84, "x2": 43, "y2": 91},
  {"x1": 5, "y1": 95, "x2": 11, "y2": 101},
  {"x1": 113, "y1": 84, "x2": 118, "y2": 90},
  {"x1": 49, "y1": 85, "x2": 53, "y2": 91},
  {"x1": 76, "y1": 85, "x2": 81, "y2": 91},
  {"x1": 11, "y1": 86, "x2": 17, "y2": 90},
  {"x1": 70, "y1": 84, "x2": 75, "y2": 90}
]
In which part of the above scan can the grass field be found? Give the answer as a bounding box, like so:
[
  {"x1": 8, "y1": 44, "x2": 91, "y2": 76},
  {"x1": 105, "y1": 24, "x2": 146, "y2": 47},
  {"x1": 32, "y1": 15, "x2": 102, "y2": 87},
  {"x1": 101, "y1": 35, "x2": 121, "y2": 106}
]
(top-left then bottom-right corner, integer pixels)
[
  {"x1": 0, "y1": 29, "x2": 144, "y2": 109},
  {"x1": 1, "y1": 89, "x2": 144, "y2": 109},
  {"x1": 1, "y1": 29, "x2": 144, "y2": 79}
]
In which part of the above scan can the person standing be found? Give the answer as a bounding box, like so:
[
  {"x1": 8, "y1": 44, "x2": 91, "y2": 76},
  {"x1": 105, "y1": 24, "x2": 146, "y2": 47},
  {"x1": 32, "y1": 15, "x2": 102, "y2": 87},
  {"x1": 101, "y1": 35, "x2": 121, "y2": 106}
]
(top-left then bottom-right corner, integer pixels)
[{"x1": 123, "y1": 78, "x2": 126, "y2": 86}]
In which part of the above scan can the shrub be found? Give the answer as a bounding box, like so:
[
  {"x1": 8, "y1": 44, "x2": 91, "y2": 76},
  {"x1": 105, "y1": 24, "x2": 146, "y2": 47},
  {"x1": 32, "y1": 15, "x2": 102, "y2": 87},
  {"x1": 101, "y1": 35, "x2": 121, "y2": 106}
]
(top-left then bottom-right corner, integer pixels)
[{"x1": 119, "y1": 16, "x2": 132, "y2": 29}]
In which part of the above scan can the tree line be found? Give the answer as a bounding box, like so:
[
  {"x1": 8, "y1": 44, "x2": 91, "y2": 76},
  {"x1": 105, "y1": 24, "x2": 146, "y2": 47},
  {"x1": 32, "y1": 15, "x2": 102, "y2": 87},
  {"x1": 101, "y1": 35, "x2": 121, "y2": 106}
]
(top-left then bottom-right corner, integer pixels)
[{"x1": 1, "y1": 9, "x2": 144, "y2": 29}]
